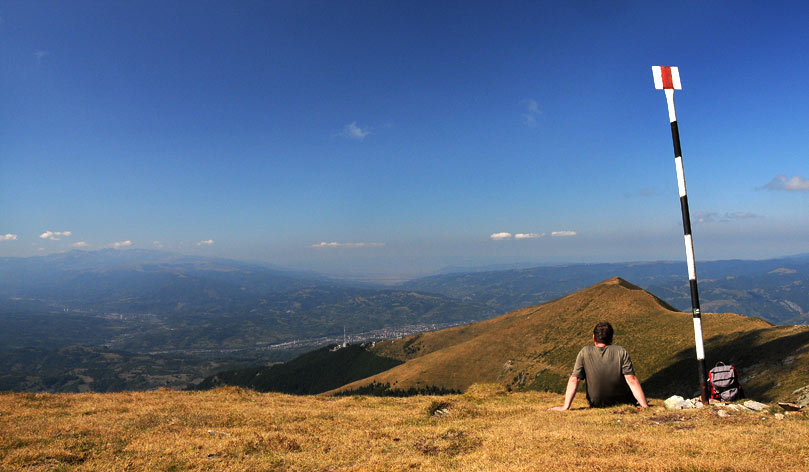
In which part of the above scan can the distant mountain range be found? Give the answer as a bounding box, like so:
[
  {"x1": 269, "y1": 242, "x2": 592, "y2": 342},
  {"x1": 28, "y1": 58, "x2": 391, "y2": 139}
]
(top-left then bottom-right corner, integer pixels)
[
  {"x1": 0, "y1": 249, "x2": 495, "y2": 354},
  {"x1": 0, "y1": 249, "x2": 494, "y2": 392},
  {"x1": 2, "y1": 249, "x2": 809, "y2": 393},
  {"x1": 400, "y1": 255, "x2": 809, "y2": 325}
]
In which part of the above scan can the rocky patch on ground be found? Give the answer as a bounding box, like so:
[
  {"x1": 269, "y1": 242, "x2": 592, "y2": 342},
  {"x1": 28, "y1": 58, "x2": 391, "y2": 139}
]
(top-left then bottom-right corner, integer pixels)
[{"x1": 663, "y1": 395, "x2": 805, "y2": 420}]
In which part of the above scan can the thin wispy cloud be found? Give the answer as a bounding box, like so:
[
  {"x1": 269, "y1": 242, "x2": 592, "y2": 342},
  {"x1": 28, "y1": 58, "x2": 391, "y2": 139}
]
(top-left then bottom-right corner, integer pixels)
[
  {"x1": 490, "y1": 232, "x2": 513, "y2": 240},
  {"x1": 0, "y1": 233, "x2": 18, "y2": 241},
  {"x1": 111, "y1": 240, "x2": 132, "y2": 249},
  {"x1": 72, "y1": 241, "x2": 88, "y2": 248},
  {"x1": 730, "y1": 212, "x2": 756, "y2": 219},
  {"x1": 761, "y1": 175, "x2": 809, "y2": 191},
  {"x1": 515, "y1": 233, "x2": 544, "y2": 239},
  {"x1": 40, "y1": 230, "x2": 71, "y2": 240},
  {"x1": 197, "y1": 239, "x2": 214, "y2": 246},
  {"x1": 312, "y1": 241, "x2": 385, "y2": 248},
  {"x1": 34, "y1": 50, "x2": 50, "y2": 64},
  {"x1": 339, "y1": 122, "x2": 370, "y2": 140},
  {"x1": 153, "y1": 241, "x2": 164, "y2": 249},
  {"x1": 551, "y1": 231, "x2": 577, "y2": 237},
  {"x1": 520, "y1": 98, "x2": 541, "y2": 126},
  {"x1": 696, "y1": 212, "x2": 758, "y2": 223}
]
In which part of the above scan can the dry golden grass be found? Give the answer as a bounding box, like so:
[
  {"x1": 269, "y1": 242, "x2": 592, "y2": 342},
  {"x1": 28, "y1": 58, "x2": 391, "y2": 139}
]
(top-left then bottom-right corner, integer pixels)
[{"x1": 2, "y1": 385, "x2": 808, "y2": 471}]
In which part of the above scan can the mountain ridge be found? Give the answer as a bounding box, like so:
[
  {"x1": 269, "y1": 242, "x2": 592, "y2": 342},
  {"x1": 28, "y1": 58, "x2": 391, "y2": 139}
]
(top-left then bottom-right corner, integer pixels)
[
  {"x1": 399, "y1": 255, "x2": 809, "y2": 324},
  {"x1": 334, "y1": 277, "x2": 806, "y2": 401}
]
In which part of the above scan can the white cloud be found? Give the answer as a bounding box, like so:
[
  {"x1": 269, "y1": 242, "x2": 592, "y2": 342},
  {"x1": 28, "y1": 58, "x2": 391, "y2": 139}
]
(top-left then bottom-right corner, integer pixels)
[
  {"x1": 514, "y1": 233, "x2": 544, "y2": 240},
  {"x1": 340, "y1": 122, "x2": 370, "y2": 140},
  {"x1": 153, "y1": 241, "x2": 164, "y2": 248},
  {"x1": 490, "y1": 232, "x2": 513, "y2": 240},
  {"x1": 0, "y1": 233, "x2": 18, "y2": 241},
  {"x1": 762, "y1": 175, "x2": 809, "y2": 191},
  {"x1": 197, "y1": 239, "x2": 214, "y2": 246},
  {"x1": 514, "y1": 233, "x2": 545, "y2": 239},
  {"x1": 311, "y1": 241, "x2": 385, "y2": 248},
  {"x1": 72, "y1": 241, "x2": 88, "y2": 248},
  {"x1": 111, "y1": 240, "x2": 132, "y2": 249},
  {"x1": 551, "y1": 231, "x2": 577, "y2": 237},
  {"x1": 39, "y1": 230, "x2": 71, "y2": 240},
  {"x1": 520, "y1": 98, "x2": 541, "y2": 126}
]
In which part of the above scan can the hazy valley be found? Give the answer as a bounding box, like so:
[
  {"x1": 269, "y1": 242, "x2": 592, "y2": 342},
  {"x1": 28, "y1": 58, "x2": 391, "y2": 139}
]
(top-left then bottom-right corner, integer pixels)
[{"x1": 2, "y1": 249, "x2": 809, "y2": 395}]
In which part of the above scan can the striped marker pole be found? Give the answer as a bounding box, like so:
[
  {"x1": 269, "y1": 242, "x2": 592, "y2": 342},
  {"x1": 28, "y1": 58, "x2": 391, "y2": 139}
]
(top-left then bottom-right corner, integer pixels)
[{"x1": 652, "y1": 66, "x2": 710, "y2": 404}]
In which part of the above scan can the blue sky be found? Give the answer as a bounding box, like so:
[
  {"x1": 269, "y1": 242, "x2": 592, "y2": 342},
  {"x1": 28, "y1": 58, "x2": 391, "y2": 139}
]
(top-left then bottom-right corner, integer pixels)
[{"x1": 2, "y1": 1, "x2": 809, "y2": 278}]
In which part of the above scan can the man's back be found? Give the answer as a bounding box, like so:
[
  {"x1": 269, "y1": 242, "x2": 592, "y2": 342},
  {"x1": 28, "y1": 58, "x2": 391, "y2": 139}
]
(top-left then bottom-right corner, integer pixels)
[{"x1": 572, "y1": 344, "x2": 635, "y2": 407}]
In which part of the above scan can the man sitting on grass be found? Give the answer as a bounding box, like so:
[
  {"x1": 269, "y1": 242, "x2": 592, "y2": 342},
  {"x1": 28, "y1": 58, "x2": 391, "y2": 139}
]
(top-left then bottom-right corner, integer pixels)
[{"x1": 550, "y1": 321, "x2": 648, "y2": 411}]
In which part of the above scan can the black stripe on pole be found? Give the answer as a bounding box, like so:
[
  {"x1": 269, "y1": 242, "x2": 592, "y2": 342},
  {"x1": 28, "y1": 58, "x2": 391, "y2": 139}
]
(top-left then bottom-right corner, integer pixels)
[
  {"x1": 670, "y1": 122, "x2": 682, "y2": 157},
  {"x1": 680, "y1": 196, "x2": 692, "y2": 236},
  {"x1": 689, "y1": 279, "x2": 700, "y2": 313},
  {"x1": 697, "y1": 361, "x2": 708, "y2": 403}
]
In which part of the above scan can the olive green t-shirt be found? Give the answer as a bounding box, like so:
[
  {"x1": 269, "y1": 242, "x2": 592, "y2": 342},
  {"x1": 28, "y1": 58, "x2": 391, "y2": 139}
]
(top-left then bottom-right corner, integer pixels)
[{"x1": 571, "y1": 344, "x2": 636, "y2": 407}]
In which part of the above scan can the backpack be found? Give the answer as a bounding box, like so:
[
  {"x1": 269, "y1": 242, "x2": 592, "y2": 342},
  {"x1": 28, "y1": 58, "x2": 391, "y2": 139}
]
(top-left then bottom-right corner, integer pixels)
[{"x1": 708, "y1": 362, "x2": 744, "y2": 402}]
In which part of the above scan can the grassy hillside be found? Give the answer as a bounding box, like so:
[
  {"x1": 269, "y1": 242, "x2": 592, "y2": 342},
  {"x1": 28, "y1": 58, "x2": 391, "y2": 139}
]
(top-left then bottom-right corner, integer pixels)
[
  {"x1": 2, "y1": 386, "x2": 808, "y2": 471},
  {"x1": 340, "y1": 278, "x2": 809, "y2": 401},
  {"x1": 195, "y1": 344, "x2": 403, "y2": 394}
]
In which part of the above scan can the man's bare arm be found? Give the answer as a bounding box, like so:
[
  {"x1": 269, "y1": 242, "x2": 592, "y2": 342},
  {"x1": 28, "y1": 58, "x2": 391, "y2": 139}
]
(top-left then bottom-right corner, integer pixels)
[
  {"x1": 624, "y1": 374, "x2": 648, "y2": 408},
  {"x1": 549, "y1": 376, "x2": 579, "y2": 411}
]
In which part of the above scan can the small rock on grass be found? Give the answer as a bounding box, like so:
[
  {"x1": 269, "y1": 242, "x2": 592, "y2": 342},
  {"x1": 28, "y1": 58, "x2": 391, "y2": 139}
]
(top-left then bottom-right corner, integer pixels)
[
  {"x1": 792, "y1": 385, "x2": 809, "y2": 406},
  {"x1": 664, "y1": 396, "x2": 688, "y2": 410},
  {"x1": 432, "y1": 408, "x2": 450, "y2": 417},
  {"x1": 664, "y1": 395, "x2": 703, "y2": 410},
  {"x1": 743, "y1": 400, "x2": 769, "y2": 412},
  {"x1": 722, "y1": 404, "x2": 745, "y2": 412}
]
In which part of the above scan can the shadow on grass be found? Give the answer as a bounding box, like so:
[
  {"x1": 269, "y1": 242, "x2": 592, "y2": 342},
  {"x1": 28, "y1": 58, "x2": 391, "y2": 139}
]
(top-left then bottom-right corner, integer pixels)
[
  {"x1": 334, "y1": 381, "x2": 461, "y2": 397},
  {"x1": 642, "y1": 328, "x2": 809, "y2": 400}
]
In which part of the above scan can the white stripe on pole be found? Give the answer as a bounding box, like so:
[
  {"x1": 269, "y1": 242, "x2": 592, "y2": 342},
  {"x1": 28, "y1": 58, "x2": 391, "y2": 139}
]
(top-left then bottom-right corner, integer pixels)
[
  {"x1": 693, "y1": 318, "x2": 706, "y2": 360},
  {"x1": 652, "y1": 66, "x2": 664, "y2": 89},
  {"x1": 684, "y1": 234, "x2": 696, "y2": 280},
  {"x1": 675, "y1": 156, "x2": 687, "y2": 197},
  {"x1": 665, "y1": 89, "x2": 677, "y2": 122}
]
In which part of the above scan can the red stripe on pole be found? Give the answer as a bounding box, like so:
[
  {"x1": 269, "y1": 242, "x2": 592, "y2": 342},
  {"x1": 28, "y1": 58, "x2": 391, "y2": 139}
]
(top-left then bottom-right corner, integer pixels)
[{"x1": 661, "y1": 67, "x2": 674, "y2": 89}]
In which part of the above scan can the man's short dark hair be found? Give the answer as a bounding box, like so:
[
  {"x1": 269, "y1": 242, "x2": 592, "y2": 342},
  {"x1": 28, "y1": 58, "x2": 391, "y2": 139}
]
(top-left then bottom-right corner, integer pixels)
[{"x1": 593, "y1": 322, "x2": 614, "y2": 345}]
